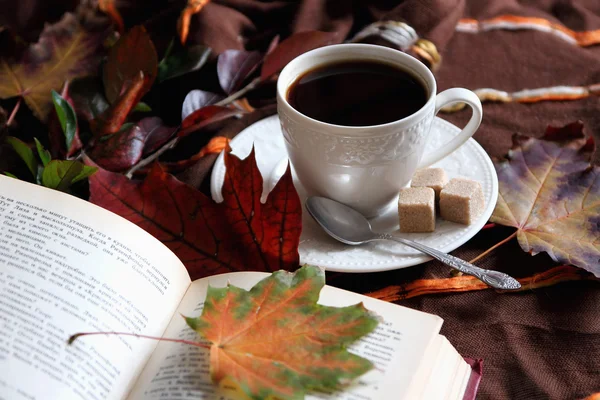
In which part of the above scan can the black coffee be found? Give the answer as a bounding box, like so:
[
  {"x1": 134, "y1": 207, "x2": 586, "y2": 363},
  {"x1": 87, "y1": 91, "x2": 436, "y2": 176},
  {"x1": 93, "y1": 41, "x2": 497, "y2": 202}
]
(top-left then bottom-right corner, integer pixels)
[{"x1": 287, "y1": 60, "x2": 428, "y2": 126}]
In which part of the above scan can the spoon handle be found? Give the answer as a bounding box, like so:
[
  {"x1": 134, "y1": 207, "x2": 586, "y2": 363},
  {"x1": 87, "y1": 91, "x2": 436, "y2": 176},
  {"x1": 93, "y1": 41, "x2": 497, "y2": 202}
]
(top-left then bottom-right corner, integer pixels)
[{"x1": 377, "y1": 233, "x2": 521, "y2": 290}]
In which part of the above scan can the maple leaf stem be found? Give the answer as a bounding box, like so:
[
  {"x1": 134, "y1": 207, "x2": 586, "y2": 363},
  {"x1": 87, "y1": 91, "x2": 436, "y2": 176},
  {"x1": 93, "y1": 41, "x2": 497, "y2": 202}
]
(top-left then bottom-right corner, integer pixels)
[
  {"x1": 68, "y1": 331, "x2": 210, "y2": 349},
  {"x1": 7, "y1": 98, "x2": 22, "y2": 127},
  {"x1": 125, "y1": 76, "x2": 262, "y2": 178},
  {"x1": 468, "y1": 231, "x2": 518, "y2": 264}
]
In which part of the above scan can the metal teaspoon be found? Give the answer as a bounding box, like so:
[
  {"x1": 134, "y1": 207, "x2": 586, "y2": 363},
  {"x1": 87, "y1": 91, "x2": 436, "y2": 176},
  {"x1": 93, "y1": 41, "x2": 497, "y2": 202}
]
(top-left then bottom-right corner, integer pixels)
[{"x1": 305, "y1": 196, "x2": 521, "y2": 290}]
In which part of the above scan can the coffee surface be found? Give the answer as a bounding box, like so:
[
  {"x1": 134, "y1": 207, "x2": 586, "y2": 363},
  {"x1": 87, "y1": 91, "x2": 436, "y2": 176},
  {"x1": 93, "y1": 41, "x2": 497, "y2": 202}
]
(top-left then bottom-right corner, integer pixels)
[{"x1": 287, "y1": 61, "x2": 428, "y2": 126}]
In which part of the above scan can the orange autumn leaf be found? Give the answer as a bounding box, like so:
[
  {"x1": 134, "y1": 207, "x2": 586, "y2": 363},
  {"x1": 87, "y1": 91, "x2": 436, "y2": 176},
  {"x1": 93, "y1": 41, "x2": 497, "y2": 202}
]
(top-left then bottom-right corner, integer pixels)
[
  {"x1": 102, "y1": 25, "x2": 157, "y2": 105},
  {"x1": 581, "y1": 393, "x2": 600, "y2": 400},
  {"x1": 161, "y1": 136, "x2": 230, "y2": 172},
  {"x1": 185, "y1": 265, "x2": 378, "y2": 400},
  {"x1": 98, "y1": 0, "x2": 124, "y2": 33},
  {"x1": 177, "y1": 0, "x2": 211, "y2": 44},
  {"x1": 491, "y1": 122, "x2": 600, "y2": 277}
]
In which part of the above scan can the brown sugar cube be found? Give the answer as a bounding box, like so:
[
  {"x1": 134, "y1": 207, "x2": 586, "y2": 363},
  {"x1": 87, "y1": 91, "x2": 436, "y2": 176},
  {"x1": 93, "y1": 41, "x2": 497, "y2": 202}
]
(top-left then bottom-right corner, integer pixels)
[
  {"x1": 440, "y1": 178, "x2": 485, "y2": 225},
  {"x1": 398, "y1": 187, "x2": 435, "y2": 233},
  {"x1": 411, "y1": 168, "x2": 448, "y2": 202}
]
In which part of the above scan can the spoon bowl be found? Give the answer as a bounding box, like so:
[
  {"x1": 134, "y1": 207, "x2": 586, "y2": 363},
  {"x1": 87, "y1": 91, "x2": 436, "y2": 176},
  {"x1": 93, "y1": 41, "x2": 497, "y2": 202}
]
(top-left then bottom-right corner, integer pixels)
[
  {"x1": 306, "y1": 197, "x2": 377, "y2": 245},
  {"x1": 305, "y1": 196, "x2": 521, "y2": 290}
]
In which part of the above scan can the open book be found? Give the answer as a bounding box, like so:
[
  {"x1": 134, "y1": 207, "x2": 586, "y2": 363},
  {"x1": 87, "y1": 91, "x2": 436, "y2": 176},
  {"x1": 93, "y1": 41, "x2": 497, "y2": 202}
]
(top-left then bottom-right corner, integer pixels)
[{"x1": 0, "y1": 175, "x2": 479, "y2": 400}]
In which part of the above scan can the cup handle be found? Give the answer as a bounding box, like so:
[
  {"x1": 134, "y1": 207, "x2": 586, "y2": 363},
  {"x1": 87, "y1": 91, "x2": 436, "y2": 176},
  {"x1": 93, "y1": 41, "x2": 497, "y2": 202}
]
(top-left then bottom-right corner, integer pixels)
[{"x1": 417, "y1": 88, "x2": 483, "y2": 168}]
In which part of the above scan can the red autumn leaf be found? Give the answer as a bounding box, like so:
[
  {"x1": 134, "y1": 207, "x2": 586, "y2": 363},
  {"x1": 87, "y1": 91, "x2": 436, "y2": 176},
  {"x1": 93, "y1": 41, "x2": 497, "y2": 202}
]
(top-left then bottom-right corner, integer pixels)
[
  {"x1": 260, "y1": 31, "x2": 341, "y2": 81},
  {"x1": 98, "y1": 0, "x2": 125, "y2": 33},
  {"x1": 217, "y1": 49, "x2": 262, "y2": 94},
  {"x1": 93, "y1": 71, "x2": 148, "y2": 136},
  {"x1": 103, "y1": 25, "x2": 158, "y2": 104},
  {"x1": 88, "y1": 149, "x2": 301, "y2": 279},
  {"x1": 0, "y1": 13, "x2": 106, "y2": 121},
  {"x1": 185, "y1": 265, "x2": 377, "y2": 400},
  {"x1": 491, "y1": 122, "x2": 600, "y2": 276},
  {"x1": 177, "y1": 0, "x2": 211, "y2": 45},
  {"x1": 178, "y1": 105, "x2": 244, "y2": 137},
  {"x1": 139, "y1": 117, "x2": 177, "y2": 156},
  {"x1": 87, "y1": 125, "x2": 148, "y2": 171},
  {"x1": 181, "y1": 89, "x2": 224, "y2": 120},
  {"x1": 266, "y1": 34, "x2": 280, "y2": 55}
]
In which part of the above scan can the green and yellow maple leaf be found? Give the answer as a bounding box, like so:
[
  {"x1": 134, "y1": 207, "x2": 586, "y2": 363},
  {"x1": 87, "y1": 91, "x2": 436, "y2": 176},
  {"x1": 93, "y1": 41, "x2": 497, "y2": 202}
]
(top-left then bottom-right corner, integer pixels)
[
  {"x1": 0, "y1": 13, "x2": 106, "y2": 121},
  {"x1": 185, "y1": 265, "x2": 379, "y2": 400}
]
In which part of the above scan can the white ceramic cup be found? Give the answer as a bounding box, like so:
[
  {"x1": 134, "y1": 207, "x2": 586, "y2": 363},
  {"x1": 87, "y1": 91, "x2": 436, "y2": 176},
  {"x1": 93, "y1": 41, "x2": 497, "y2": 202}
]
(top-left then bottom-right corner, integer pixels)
[{"x1": 276, "y1": 44, "x2": 483, "y2": 217}]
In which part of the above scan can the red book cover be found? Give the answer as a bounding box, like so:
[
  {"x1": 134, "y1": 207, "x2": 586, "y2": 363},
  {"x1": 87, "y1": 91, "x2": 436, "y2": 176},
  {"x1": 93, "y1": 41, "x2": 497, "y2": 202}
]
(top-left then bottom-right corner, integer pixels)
[{"x1": 463, "y1": 358, "x2": 483, "y2": 400}]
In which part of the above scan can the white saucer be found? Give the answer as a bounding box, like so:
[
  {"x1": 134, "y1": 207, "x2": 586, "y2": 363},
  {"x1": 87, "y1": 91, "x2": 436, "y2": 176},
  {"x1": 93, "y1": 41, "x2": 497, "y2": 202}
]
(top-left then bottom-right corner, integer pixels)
[{"x1": 211, "y1": 115, "x2": 498, "y2": 273}]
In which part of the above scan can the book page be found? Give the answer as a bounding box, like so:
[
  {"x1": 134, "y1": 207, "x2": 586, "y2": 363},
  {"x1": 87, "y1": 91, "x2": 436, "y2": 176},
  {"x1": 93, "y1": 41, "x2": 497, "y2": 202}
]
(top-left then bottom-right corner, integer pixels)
[
  {"x1": 0, "y1": 176, "x2": 191, "y2": 400},
  {"x1": 128, "y1": 272, "x2": 442, "y2": 400}
]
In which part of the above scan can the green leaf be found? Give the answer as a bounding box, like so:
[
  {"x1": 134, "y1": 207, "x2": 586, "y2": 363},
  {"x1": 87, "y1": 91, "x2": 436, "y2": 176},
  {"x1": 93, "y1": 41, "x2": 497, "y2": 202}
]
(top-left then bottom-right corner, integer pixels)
[
  {"x1": 34, "y1": 138, "x2": 51, "y2": 167},
  {"x1": 3, "y1": 172, "x2": 17, "y2": 178},
  {"x1": 42, "y1": 160, "x2": 98, "y2": 191},
  {"x1": 6, "y1": 136, "x2": 38, "y2": 177},
  {"x1": 51, "y1": 90, "x2": 78, "y2": 150},
  {"x1": 185, "y1": 265, "x2": 378, "y2": 400},
  {"x1": 133, "y1": 102, "x2": 152, "y2": 112},
  {"x1": 158, "y1": 44, "x2": 211, "y2": 82}
]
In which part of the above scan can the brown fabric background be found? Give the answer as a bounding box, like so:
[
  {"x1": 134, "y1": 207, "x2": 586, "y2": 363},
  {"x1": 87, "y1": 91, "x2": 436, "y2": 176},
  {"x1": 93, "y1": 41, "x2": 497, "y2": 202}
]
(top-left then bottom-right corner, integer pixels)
[{"x1": 187, "y1": 1, "x2": 600, "y2": 399}]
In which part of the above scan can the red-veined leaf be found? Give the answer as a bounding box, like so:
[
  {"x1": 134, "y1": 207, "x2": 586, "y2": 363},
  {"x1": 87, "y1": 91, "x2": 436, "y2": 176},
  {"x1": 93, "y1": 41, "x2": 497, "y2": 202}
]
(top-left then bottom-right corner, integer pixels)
[
  {"x1": 103, "y1": 25, "x2": 157, "y2": 104},
  {"x1": 93, "y1": 71, "x2": 148, "y2": 136},
  {"x1": 88, "y1": 149, "x2": 301, "y2": 279}
]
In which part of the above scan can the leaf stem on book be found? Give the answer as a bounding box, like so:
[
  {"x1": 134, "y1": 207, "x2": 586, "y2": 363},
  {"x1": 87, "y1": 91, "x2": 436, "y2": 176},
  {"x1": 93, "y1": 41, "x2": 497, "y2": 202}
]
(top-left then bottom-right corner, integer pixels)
[{"x1": 68, "y1": 331, "x2": 210, "y2": 349}]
